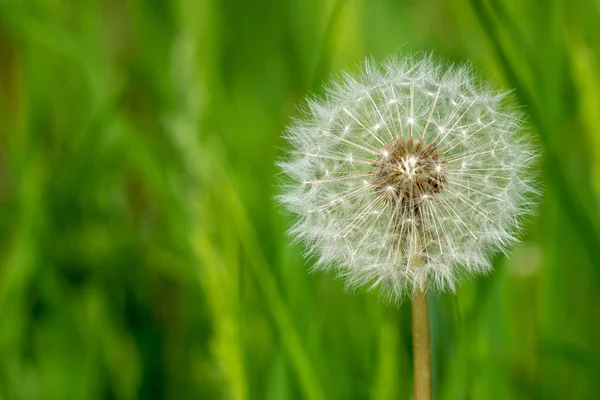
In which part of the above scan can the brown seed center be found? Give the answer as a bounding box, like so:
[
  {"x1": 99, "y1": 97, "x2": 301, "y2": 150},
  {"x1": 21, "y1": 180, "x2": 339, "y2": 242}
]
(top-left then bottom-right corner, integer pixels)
[{"x1": 371, "y1": 137, "x2": 446, "y2": 207}]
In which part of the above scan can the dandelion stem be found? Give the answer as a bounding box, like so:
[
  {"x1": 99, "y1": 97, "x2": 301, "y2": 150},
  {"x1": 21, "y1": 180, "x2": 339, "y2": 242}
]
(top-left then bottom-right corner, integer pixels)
[{"x1": 411, "y1": 290, "x2": 431, "y2": 400}]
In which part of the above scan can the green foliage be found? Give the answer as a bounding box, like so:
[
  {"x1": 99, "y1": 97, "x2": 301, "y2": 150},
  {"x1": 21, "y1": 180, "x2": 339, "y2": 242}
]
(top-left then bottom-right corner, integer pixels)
[{"x1": 0, "y1": 0, "x2": 599, "y2": 398}]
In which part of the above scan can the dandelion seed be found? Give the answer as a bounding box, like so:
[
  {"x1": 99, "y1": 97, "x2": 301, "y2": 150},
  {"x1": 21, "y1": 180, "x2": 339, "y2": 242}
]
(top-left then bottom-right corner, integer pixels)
[{"x1": 278, "y1": 54, "x2": 539, "y2": 303}]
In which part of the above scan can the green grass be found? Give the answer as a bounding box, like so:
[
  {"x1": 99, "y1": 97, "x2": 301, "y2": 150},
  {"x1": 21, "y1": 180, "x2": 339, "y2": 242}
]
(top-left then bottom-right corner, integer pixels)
[{"x1": 0, "y1": 0, "x2": 599, "y2": 398}]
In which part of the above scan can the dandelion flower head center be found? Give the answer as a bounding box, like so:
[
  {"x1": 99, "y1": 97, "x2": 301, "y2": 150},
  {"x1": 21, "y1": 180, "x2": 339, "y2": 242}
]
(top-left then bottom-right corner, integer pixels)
[{"x1": 371, "y1": 137, "x2": 446, "y2": 207}]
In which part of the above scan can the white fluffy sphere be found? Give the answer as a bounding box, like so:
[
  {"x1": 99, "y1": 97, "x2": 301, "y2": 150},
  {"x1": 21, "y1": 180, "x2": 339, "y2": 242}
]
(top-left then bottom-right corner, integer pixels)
[{"x1": 278, "y1": 55, "x2": 538, "y2": 302}]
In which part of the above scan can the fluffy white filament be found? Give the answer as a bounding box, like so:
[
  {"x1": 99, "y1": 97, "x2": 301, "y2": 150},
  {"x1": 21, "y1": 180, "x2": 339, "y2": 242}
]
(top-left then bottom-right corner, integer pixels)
[{"x1": 278, "y1": 55, "x2": 538, "y2": 302}]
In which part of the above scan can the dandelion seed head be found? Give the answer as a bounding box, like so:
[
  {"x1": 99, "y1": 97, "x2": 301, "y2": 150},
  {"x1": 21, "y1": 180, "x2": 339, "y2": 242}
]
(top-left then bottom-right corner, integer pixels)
[{"x1": 278, "y1": 54, "x2": 539, "y2": 303}]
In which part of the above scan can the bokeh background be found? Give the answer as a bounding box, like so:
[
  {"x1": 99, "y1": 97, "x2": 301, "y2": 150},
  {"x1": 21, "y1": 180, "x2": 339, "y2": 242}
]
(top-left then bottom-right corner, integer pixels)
[{"x1": 0, "y1": 0, "x2": 599, "y2": 399}]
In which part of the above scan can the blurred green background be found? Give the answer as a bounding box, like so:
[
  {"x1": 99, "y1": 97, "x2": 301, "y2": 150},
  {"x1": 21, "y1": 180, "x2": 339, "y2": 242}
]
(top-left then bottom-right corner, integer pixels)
[{"x1": 0, "y1": 0, "x2": 599, "y2": 399}]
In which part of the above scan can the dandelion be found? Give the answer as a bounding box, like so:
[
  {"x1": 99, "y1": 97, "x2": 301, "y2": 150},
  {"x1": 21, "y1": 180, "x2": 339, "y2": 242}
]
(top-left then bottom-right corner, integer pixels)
[
  {"x1": 278, "y1": 54, "x2": 538, "y2": 302},
  {"x1": 278, "y1": 53, "x2": 538, "y2": 400}
]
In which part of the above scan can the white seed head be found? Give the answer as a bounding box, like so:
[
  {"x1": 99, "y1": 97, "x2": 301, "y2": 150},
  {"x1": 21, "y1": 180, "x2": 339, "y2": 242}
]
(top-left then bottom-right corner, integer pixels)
[{"x1": 278, "y1": 54, "x2": 539, "y2": 303}]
